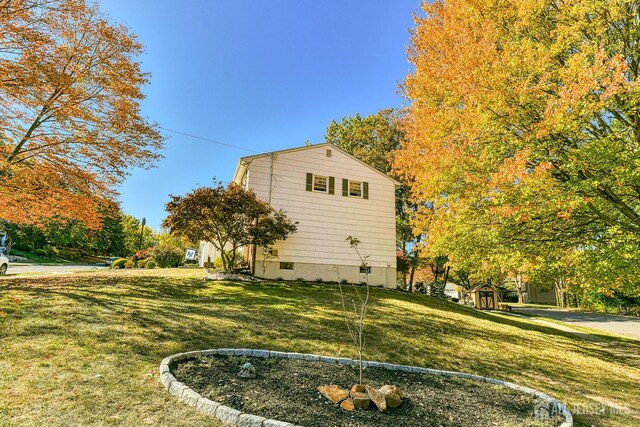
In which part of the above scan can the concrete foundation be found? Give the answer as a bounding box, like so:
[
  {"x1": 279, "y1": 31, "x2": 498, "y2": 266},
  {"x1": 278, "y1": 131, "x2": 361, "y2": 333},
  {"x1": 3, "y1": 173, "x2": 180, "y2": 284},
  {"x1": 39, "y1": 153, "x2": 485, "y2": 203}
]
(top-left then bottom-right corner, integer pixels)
[{"x1": 254, "y1": 260, "x2": 396, "y2": 288}]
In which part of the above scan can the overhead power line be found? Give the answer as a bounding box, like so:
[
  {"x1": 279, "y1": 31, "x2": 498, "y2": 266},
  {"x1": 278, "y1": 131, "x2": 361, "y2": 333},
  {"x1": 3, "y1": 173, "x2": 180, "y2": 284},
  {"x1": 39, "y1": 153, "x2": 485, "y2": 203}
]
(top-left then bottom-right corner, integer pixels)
[{"x1": 159, "y1": 126, "x2": 258, "y2": 153}]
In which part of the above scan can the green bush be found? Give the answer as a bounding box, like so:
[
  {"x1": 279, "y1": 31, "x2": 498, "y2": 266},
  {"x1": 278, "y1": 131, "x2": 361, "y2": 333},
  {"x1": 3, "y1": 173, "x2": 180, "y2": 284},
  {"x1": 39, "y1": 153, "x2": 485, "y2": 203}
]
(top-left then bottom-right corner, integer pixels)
[
  {"x1": 34, "y1": 248, "x2": 48, "y2": 257},
  {"x1": 136, "y1": 258, "x2": 148, "y2": 268},
  {"x1": 124, "y1": 259, "x2": 135, "y2": 269},
  {"x1": 56, "y1": 249, "x2": 82, "y2": 261},
  {"x1": 150, "y1": 245, "x2": 183, "y2": 268},
  {"x1": 110, "y1": 258, "x2": 128, "y2": 269},
  {"x1": 145, "y1": 259, "x2": 156, "y2": 269},
  {"x1": 13, "y1": 243, "x2": 34, "y2": 252}
]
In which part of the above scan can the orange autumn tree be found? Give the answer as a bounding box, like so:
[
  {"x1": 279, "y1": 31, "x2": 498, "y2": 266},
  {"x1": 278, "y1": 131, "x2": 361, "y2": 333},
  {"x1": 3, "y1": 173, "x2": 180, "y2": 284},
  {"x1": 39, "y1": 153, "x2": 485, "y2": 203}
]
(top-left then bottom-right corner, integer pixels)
[
  {"x1": 394, "y1": 1, "x2": 640, "y2": 299},
  {"x1": 0, "y1": 0, "x2": 163, "y2": 228}
]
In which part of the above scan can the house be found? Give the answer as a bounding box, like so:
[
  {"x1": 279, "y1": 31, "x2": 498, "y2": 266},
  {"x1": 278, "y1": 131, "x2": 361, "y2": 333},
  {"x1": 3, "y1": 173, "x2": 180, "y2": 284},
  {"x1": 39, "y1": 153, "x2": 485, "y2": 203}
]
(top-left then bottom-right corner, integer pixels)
[{"x1": 199, "y1": 143, "x2": 401, "y2": 288}]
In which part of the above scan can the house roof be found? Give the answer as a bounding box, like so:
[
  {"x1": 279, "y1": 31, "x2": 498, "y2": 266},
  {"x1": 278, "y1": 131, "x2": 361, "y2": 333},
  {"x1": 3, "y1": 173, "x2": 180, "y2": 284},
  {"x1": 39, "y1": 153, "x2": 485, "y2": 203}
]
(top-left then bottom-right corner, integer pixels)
[{"x1": 232, "y1": 143, "x2": 403, "y2": 186}]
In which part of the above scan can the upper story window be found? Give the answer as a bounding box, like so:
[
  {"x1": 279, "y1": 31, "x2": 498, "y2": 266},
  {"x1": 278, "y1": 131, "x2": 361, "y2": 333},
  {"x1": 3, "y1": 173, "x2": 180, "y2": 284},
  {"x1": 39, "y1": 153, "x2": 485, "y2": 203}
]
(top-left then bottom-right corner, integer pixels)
[
  {"x1": 313, "y1": 175, "x2": 328, "y2": 192},
  {"x1": 306, "y1": 172, "x2": 335, "y2": 194},
  {"x1": 348, "y1": 180, "x2": 362, "y2": 197}
]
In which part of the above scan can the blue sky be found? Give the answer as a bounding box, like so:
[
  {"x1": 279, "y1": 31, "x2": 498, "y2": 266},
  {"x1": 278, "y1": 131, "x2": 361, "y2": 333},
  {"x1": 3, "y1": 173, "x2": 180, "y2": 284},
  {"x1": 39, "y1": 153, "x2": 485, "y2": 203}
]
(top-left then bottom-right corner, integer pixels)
[{"x1": 102, "y1": 0, "x2": 420, "y2": 229}]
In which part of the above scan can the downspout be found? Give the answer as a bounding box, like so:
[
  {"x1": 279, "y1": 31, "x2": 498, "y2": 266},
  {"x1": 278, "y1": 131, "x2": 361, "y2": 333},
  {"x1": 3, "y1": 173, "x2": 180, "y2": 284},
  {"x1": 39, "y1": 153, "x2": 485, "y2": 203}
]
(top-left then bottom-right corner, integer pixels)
[{"x1": 262, "y1": 153, "x2": 275, "y2": 276}]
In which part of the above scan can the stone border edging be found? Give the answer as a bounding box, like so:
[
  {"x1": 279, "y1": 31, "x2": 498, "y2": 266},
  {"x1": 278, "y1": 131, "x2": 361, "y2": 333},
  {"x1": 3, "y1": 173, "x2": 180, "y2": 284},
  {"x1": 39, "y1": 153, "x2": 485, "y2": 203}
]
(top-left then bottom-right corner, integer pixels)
[{"x1": 159, "y1": 348, "x2": 573, "y2": 427}]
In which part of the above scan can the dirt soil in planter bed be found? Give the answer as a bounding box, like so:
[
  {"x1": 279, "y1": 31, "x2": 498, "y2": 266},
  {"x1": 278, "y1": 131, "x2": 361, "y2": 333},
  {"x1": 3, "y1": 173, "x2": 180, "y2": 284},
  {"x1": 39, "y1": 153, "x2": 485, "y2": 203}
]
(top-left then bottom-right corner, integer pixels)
[{"x1": 172, "y1": 356, "x2": 563, "y2": 427}]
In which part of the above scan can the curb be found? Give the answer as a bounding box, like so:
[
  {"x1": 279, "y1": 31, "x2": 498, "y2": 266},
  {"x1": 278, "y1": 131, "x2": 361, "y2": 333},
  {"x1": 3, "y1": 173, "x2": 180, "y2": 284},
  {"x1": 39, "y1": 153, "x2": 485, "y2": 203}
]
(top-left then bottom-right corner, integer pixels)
[{"x1": 160, "y1": 348, "x2": 573, "y2": 427}]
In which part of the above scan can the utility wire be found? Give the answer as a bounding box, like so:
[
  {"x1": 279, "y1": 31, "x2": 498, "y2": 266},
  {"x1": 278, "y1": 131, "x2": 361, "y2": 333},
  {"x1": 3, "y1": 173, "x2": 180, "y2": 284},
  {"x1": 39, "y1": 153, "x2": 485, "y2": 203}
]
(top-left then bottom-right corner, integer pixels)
[{"x1": 159, "y1": 126, "x2": 258, "y2": 153}]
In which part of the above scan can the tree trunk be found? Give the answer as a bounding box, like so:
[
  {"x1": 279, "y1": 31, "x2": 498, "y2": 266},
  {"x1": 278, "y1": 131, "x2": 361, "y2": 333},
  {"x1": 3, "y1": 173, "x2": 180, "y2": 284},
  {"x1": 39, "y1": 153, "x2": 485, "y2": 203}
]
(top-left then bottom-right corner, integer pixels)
[
  {"x1": 408, "y1": 266, "x2": 416, "y2": 292},
  {"x1": 515, "y1": 273, "x2": 525, "y2": 304},
  {"x1": 555, "y1": 277, "x2": 565, "y2": 308}
]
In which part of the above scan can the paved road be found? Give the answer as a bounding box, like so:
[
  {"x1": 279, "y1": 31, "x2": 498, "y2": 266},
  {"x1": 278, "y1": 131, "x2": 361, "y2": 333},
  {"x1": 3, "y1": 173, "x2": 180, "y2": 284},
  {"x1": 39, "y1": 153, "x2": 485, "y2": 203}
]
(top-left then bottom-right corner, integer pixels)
[
  {"x1": 3, "y1": 263, "x2": 107, "y2": 276},
  {"x1": 513, "y1": 307, "x2": 640, "y2": 340}
]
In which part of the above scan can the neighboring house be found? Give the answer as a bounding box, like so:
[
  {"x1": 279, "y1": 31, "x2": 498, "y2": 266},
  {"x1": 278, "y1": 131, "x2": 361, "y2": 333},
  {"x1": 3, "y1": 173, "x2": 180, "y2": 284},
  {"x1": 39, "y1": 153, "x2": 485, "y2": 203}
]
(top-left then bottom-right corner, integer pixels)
[
  {"x1": 199, "y1": 143, "x2": 400, "y2": 288},
  {"x1": 526, "y1": 283, "x2": 557, "y2": 305}
]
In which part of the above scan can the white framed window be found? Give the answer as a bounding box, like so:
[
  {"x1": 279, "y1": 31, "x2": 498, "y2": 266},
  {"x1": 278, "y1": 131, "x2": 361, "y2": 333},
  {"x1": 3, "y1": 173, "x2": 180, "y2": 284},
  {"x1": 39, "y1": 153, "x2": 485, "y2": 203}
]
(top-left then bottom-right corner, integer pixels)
[
  {"x1": 313, "y1": 175, "x2": 328, "y2": 193},
  {"x1": 348, "y1": 180, "x2": 362, "y2": 198}
]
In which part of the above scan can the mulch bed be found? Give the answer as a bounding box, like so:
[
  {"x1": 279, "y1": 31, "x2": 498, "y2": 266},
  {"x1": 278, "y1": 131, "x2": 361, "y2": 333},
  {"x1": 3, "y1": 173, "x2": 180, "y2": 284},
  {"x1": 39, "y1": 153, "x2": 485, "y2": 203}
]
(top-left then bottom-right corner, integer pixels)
[{"x1": 172, "y1": 355, "x2": 563, "y2": 427}]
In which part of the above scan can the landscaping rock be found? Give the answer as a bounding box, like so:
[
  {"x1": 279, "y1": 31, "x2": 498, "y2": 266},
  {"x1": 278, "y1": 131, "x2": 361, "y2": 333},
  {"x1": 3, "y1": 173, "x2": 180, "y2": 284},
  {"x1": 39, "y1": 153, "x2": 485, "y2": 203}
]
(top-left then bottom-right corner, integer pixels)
[
  {"x1": 350, "y1": 384, "x2": 366, "y2": 394},
  {"x1": 351, "y1": 392, "x2": 371, "y2": 410},
  {"x1": 238, "y1": 362, "x2": 256, "y2": 378},
  {"x1": 340, "y1": 397, "x2": 355, "y2": 411},
  {"x1": 379, "y1": 385, "x2": 402, "y2": 408},
  {"x1": 365, "y1": 385, "x2": 387, "y2": 413},
  {"x1": 317, "y1": 385, "x2": 349, "y2": 404}
]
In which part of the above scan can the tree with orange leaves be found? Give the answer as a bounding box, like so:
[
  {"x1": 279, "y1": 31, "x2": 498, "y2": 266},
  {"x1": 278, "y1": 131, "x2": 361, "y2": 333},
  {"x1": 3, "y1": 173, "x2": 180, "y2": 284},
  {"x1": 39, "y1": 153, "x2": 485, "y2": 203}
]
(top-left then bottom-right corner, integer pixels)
[
  {"x1": 0, "y1": 0, "x2": 163, "y2": 228},
  {"x1": 395, "y1": 1, "x2": 640, "y2": 306}
]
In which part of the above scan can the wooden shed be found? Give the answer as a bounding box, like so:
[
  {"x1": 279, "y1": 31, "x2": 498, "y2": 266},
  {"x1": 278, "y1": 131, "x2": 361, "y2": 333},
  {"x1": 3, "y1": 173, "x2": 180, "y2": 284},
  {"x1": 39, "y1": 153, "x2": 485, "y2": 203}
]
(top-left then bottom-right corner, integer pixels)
[{"x1": 468, "y1": 284, "x2": 500, "y2": 310}]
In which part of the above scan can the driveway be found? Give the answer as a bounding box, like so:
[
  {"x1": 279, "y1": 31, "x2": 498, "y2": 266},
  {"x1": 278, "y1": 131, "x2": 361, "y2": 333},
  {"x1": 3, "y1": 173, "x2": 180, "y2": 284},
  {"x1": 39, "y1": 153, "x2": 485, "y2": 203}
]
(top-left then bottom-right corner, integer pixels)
[
  {"x1": 3, "y1": 263, "x2": 107, "y2": 276},
  {"x1": 513, "y1": 307, "x2": 640, "y2": 340}
]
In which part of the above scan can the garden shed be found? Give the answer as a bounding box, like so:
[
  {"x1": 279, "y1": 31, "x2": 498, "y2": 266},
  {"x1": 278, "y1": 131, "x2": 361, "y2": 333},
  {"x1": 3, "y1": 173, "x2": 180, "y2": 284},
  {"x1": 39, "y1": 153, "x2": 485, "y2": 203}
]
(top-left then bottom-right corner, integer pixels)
[{"x1": 468, "y1": 284, "x2": 500, "y2": 310}]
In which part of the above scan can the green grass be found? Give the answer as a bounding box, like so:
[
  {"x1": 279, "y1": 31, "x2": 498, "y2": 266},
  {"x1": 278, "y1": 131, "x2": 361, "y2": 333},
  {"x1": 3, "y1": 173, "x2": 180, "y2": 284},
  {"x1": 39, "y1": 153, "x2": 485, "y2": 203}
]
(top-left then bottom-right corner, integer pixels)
[{"x1": 0, "y1": 269, "x2": 638, "y2": 426}]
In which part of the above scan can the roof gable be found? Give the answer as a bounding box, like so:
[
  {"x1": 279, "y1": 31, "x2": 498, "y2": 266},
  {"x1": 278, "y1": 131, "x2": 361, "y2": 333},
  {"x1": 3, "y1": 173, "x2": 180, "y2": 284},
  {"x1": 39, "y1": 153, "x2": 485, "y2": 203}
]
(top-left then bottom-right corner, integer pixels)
[{"x1": 235, "y1": 143, "x2": 402, "y2": 186}]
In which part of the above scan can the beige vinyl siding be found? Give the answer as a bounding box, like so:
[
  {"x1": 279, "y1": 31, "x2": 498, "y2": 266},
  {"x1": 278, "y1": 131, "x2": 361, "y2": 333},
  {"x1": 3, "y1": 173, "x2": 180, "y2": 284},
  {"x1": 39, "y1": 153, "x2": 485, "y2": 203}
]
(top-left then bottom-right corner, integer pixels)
[{"x1": 241, "y1": 146, "x2": 396, "y2": 269}]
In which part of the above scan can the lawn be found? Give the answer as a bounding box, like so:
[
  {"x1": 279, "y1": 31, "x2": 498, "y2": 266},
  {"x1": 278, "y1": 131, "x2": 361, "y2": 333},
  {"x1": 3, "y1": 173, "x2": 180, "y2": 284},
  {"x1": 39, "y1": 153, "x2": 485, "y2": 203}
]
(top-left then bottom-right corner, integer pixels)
[{"x1": 0, "y1": 269, "x2": 638, "y2": 426}]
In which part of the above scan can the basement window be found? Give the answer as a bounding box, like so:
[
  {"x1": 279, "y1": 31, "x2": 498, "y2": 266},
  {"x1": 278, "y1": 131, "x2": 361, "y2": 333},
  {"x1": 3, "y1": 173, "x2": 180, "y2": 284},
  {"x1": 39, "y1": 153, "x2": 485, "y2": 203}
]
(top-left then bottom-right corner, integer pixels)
[
  {"x1": 359, "y1": 265, "x2": 371, "y2": 274},
  {"x1": 279, "y1": 262, "x2": 294, "y2": 270}
]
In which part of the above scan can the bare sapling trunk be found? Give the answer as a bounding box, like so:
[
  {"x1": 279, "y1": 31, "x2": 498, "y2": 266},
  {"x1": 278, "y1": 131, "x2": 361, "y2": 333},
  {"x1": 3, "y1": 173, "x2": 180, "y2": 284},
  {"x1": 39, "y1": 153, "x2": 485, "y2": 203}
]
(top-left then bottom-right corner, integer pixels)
[{"x1": 336, "y1": 236, "x2": 370, "y2": 386}]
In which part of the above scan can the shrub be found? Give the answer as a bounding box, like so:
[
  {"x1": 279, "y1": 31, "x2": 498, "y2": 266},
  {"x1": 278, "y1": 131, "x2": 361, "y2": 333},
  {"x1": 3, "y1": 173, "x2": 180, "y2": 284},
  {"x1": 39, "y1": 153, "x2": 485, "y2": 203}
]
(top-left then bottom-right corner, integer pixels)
[
  {"x1": 110, "y1": 258, "x2": 128, "y2": 269},
  {"x1": 315, "y1": 277, "x2": 323, "y2": 283},
  {"x1": 57, "y1": 249, "x2": 82, "y2": 261},
  {"x1": 145, "y1": 259, "x2": 156, "y2": 269},
  {"x1": 150, "y1": 245, "x2": 183, "y2": 268},
  {"x1": 34, "y1": 248, "x2": 48, "y2": 257},
  {"x1": 135, "y1": 249, "x2": 150, "y2": 260},
  {"x1": 136, "y1": 258, "x2": 148, "y2": 268},
  {"x1": 13, "y1": 243, "x2": 34, "y2": 252},
  {"x1": 124, "y1": 259, "x2": 135, "y2": 269}
]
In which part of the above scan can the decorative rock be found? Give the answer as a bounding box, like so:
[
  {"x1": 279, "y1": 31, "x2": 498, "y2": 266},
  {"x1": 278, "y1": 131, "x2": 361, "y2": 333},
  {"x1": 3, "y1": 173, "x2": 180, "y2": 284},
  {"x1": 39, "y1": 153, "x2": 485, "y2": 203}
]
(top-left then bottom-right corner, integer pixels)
[
  {"x1": 340, "y1": 397, "x2": 355, "y2": 411},
  {"x1": 238, "y1": 362, "x2": 256, "y2": 378},
  {"x1": 365, "y1": 385, "x2": 387, "y2": 413},
  {"x1": 351, "y1": 392, "x2": 370, "y2": 410},
  {"x1": 379, "y1": 385, "x2": 402, "y2": 408},
  {"x1": 350, "y1": 384, "x2": 366, "y2": 394},
  {"x1": 317, "y1": 385, "x2": 349, "y2": 404}
]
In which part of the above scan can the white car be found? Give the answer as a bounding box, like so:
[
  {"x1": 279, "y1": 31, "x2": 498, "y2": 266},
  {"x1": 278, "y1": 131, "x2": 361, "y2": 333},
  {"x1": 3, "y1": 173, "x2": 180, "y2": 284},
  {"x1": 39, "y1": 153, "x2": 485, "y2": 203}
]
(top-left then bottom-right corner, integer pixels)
[{"x1": 0, "y1": 253, "x2": 8, "y2": 275}]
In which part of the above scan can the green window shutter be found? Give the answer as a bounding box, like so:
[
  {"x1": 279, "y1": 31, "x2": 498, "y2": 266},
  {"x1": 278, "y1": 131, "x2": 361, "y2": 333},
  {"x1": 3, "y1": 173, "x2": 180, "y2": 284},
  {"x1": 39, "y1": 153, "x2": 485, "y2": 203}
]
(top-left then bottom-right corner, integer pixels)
[
  {"x1": 342, "y1": 179, "x2": 348, "y2": 196},
  {"x1": 363, "y1": 182, "x2": 369, "y2": 199},
  {"x1": 328, "y1": 176, "x2": 335, "y2": 195},
  {"x1": 306, "y1": 173, "x2": 313, "y2": 191}
]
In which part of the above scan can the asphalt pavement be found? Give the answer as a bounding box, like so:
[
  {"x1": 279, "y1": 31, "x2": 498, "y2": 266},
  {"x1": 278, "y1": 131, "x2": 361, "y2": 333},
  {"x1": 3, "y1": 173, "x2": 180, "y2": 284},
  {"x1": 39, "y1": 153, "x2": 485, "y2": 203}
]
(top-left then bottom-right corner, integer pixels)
[{"x1": 513, "y1": 307, "x2": 640, "y2": 340}]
